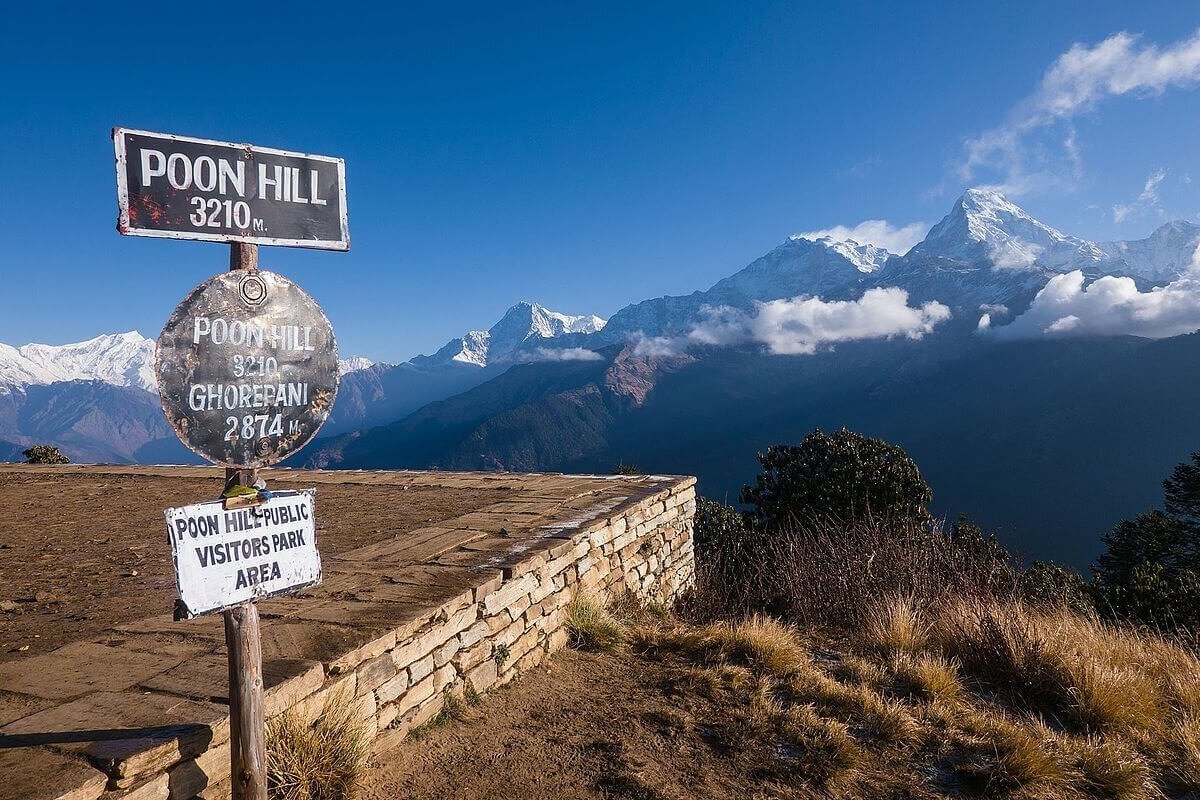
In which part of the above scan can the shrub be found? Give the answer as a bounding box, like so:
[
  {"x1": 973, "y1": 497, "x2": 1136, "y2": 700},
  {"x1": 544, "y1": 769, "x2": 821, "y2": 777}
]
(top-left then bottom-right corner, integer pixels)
[
  {"x1": 1093, "y1": 452, "x2": 1200, "y2": 630},
  {"x1": 690, "y1": 498, "x2": 764, "y2": 617},
  {"x1": 694, "y1": 514, "x2": 1017, "y2": 631},
  {"x1": 740, "y1": 428, "x2": 933, "y2": 530},
  {"x1": 1019, "y1": 560, "x2": 1094, "y2": 614},
  {"x1": 1094, "y1": 510, "x2": 1200, "y2": 628},
  {"x1": 22, "y1": 445, "x2": 69, "y2": 464},
  {"x1": 266, "y1": 691, "x2": 371, "y2": 800}
]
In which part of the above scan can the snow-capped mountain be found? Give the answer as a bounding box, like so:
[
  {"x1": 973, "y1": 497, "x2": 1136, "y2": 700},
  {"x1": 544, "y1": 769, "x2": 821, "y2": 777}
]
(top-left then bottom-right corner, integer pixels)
[
  {"x1": 908, "y1": 188, "x2": 1108, "y2": 271},
  {"x1": 338, "y1": 357, "x2": 376, "y2": 375},
  {"x1": 411, "y1": 302, "x2": 607, "y2": 368},
  {"x1": 0, "y1": 331, "x2": 155, "y2": 394},
  {"x1": 599, "y1": 188, "x2": 1200, "y2": 345},
  {"x1": 1100, "y1": 219, "x2": 1200, "y2": 283},
  {"x1": 600, "y1": 236, "x2": 892, "y2": 342}
]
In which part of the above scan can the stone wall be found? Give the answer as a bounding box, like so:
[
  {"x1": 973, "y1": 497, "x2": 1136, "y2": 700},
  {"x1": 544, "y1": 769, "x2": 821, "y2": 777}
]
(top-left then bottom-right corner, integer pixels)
[{"x1": 40, "y1": 471, "x2": 697, "y2": 800}]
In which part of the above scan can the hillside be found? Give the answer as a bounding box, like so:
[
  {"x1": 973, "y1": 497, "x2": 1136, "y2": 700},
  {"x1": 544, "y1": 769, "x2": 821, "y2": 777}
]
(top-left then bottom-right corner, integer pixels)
[{"x1": 368, "y1": 602, "x2": 1200, "y2": 800}]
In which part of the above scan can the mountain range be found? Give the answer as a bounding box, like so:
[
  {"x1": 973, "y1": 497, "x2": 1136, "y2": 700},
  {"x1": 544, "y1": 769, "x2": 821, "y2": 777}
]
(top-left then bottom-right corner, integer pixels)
[
  {"x1": 5, "y1": 188, "x2": 1200, "y2": 566},
  {"x1": 0, "y1": 301, "x2": 605, "y2": 460}
]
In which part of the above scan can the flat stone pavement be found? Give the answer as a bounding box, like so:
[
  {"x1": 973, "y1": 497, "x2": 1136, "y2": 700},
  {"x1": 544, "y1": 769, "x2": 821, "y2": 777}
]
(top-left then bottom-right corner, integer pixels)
[{"x1": 0, "y1": 465, "x2": 694, "y2": 800}]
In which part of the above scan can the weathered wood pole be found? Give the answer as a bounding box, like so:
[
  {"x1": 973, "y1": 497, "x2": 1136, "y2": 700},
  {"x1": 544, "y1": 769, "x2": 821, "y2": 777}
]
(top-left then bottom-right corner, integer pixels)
[{"x1": 225, "y1": 241, "x2": 267, "y2": 800}]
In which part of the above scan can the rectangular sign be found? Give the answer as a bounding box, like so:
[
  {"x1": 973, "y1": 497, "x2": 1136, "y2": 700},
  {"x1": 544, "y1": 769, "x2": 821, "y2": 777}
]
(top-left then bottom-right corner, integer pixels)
[
  {"x1": 164, "y1": 490, "x2": 322, "y2": 617},
  {"x1": 114, "y1": 127, "x2": 349, "y2": 250}
]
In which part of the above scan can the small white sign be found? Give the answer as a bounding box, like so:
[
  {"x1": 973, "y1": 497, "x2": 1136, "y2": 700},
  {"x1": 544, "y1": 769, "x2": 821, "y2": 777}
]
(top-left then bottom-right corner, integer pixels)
[{"x1": 164, "y1": 490, "x2": 322, "y2": 618}]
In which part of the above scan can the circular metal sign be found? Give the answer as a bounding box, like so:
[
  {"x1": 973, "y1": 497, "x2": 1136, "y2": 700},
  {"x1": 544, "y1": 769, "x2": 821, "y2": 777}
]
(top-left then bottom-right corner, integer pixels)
[{"x1": 156, "y1": 269, "x2": 338, "y2": 467}]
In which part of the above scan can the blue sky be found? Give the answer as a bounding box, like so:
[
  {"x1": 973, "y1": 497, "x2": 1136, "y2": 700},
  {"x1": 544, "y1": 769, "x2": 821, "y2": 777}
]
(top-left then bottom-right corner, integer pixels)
[{"x1": 2, "y1": 2, "x2": 1200, "y2": 362}]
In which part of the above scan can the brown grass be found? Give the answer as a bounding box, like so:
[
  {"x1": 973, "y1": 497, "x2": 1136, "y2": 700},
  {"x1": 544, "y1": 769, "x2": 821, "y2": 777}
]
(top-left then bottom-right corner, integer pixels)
[
  {"x1": 888, "y1": 652, "x2": 963, "y2": 705},
  {"x1": 619, "y1": 595, "x2": 1200, "y2": 800},
  {"x1": 267, "y1": 690, "x2": 371, "y2": 800},
  {"x1": 861, "y1": 594, "x2": 930, "y2": 655},
  {"x1": 566, "y1": 597, "x2": 626, "y2": 653}
]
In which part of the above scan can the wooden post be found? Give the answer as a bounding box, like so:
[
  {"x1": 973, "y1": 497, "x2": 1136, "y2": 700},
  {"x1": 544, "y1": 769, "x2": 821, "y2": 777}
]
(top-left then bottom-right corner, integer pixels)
[{"x1": 225, "y1": 241, "x2": 267, "y2": 800}]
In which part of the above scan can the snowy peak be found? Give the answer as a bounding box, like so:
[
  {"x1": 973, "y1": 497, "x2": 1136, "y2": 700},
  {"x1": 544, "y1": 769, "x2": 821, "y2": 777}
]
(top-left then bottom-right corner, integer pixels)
[
  {"x1": 789, "y1": 235, "x2": 892, "y2": 274},
  {"x1": 705, "y1": 235, "x2": 889, "y2": 308},
  {"x1": 415, "y1": 302, "x2": 608, "y2": 368},
  {"x1": 911, "y1": 188, "x2": 1106, "y2": 270},
  {"x1": 488, "y1": 301, "x2": 605, "y2": 349},
  {"x1": 338, "y1": 357, "x2": 376, "y2": 375},
  {"x1": 0, "y1": 331, "x2": 156, "y2": 393},
  {"x1": 1100, "y1": 220, "x2": 1200, "y2": 282}
]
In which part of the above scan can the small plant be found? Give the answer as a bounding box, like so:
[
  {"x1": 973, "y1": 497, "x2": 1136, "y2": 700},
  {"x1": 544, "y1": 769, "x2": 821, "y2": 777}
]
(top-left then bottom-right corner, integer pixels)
[
  {"x1": 409, "y1": 689, "x2": 472, "y2": 741},
  {"x1": 613, "y1": 462, "x2": 643, "y2": 476},
  {"x1": 22, "y1": 445, "x2": 69, "y2": 464},
  {"x1": 493, "y1": 643, "x2": 510, "y2": 669},
  {"x1": 266, "y1": 691, "x2": 371, "y2": 800},
  {"x1": 439, "y1": 687, "x2": 469, "y2": 723},
  {"x1": 566, "y1": 597, "x2": 626, "y2": 653}
]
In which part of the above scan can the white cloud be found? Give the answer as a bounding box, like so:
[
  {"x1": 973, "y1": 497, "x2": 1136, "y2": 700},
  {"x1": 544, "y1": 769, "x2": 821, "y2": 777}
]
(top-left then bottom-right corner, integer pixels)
[
  {"x1": 976, "y1": 303, "x2": 1011, "y2": 331},
  {"x1": 796, "y1": 220, "x2": 928, "y2": 255},
  {"x1": 990, "y1": 269, "x2": 1200, "y2": 340},
  {"x1": 1112, "y1": 167, "x2": 1167, "y2": 223},
  {"x1": 635, "y1": 288, "x2": 952, "y2": 357},
  {"x1": 961, "y1": 29, "x2": 1200, "y2": 194},
  {"x1": 630, "y1": 334, "x2": 687, "y2": 358},
  {"x1": 528, "y1": 347, "x2": 604, "y2": 362}
]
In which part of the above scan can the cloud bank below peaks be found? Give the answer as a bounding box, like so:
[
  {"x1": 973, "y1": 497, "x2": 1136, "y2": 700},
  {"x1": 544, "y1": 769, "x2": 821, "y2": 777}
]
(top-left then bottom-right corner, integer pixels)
[
  {"x1": 989, "y1": 270, "x2": 1200, "y2": 340},
  {"x1": 633, "y1": 288, "x2": 952, "y2": 357}
]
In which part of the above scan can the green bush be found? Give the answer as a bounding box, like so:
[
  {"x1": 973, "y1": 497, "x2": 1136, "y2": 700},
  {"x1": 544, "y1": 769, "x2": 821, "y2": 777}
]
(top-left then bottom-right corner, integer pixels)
[
  {"x1": 740, "y1": 428, "x2": 932, "y2": 530},
  {"x1": 1090, "y1": 452, "x2": 1200, "y2": 629},
  {"x1": 1094, "y1": 509, "x2": 1200, "y2": 628},
  {"x1": 23, "y1": 445, "x2": 69, "y2": 464},
  {"x1": 1019, "y1": 560, "x2": 1094, "y2": 614}
]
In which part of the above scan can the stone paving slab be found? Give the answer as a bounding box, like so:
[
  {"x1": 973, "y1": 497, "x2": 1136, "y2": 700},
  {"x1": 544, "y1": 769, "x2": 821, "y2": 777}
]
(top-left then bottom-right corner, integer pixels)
[
  {"x1": 1, "y1": 690, "x2": 229, "y2": 785},
  {"x1": 139, "y1": 657, "x2": 323, "y2": 717},
  {"x1": 0, "y1": 643, "x2": 191, "y2": 701},
  {"x1": 0, "y1": 747, "x2": 107, "y2": 800}
]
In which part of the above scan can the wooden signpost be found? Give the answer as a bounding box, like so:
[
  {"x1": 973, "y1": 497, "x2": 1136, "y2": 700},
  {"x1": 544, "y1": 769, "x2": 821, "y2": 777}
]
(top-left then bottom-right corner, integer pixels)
[{"x1": 114, "y1": 128, "x2": 349, "y2": 800}]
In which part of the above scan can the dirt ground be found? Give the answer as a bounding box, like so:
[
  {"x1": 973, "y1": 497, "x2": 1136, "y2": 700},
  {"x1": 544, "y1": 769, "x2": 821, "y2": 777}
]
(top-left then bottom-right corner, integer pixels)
[
  {"x1": 365, "y1": 647, "x2": 778, "y2": 800},
  {"x1": 0, "y1": 472, "x2": 510, "y2": 661}
]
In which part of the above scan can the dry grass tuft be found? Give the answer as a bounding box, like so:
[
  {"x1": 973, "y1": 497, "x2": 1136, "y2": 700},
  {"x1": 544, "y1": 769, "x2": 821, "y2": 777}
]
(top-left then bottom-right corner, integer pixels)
[
  {"x1": 267, "y1": 691, "x2": 371, "y2": 800},
  {"x1": 888, "y1": 652, "x2": 963, "y2": 706},
  {"x1": 566, "y1": 597, "x2": 626, "y2": 653},
  {"x1": 1063, "y1": 736, "x2": 1154, "y2": 800},
  {"x1": 862, "y1": 594, "x2": 930, "y2": 655},
  {"x1": 954, "y1": 717, "x2": 1072, "y2": 797},
  {"x1": 1158, "y1": 712, "x2": 1200, "y2": 795},
  {"x1": 621, "y1": 603, "x2": 1200, "y2": 800},
  {"x1": 1067, "y1": 663, "x2": 1163, "y2": 734},
  {"x1": 705, "y1": 615, "x2": 809, "y2": 676},
  {"x1": 775, "y1": 703, "x2": 861, "y2": 786}
]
